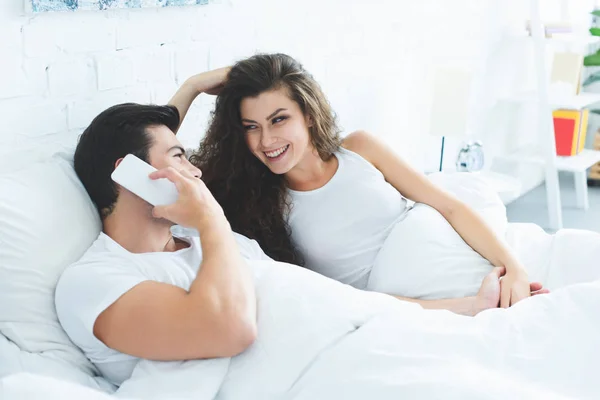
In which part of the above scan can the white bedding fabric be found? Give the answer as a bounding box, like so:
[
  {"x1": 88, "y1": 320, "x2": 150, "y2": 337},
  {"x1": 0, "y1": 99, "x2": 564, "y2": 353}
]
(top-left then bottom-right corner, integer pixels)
[
  {"x1": 368, "y1": 205, "x2": 600, "y2": 299},
  {"x1": 0, "y1": 152, "x2": 103, "y2": 378},
  {"x1": 367, "y1": 170, "x2": 600, "y2": 300},
  {"x1": 2, "y1": 223, "x2": 600, "y2": 400},
  {"x1": 2, "y1": 159, "x2": 599, "y2": 399},
  {"x1": 0, "y1": 332, "x2": 115, "y2": 394}
]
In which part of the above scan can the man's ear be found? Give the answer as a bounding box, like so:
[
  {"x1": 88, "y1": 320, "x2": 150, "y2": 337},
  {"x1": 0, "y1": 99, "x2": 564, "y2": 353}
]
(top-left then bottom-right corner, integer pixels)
[{"x1": 114, "y1": 157, "x2": 124, "y2": 170}]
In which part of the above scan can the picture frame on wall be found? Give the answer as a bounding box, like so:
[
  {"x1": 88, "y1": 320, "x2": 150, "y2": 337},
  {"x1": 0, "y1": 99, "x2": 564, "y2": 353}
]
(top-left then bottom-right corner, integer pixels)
[{"x1": 26, "y1": 0, "x2": 209, "y2": 13}]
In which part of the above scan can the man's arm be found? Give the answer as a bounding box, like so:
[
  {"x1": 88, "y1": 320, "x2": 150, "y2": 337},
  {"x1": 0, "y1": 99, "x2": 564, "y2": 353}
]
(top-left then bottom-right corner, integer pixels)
[
  {"x1": 391, "y1": 267, "x2": 549, "y2": 317},
  {"x1": 94, "y1": 168, "x2": 256, "y2": 361},
  {"x1": 395, "y1": 296, "x2": 481, "y2": 317}
]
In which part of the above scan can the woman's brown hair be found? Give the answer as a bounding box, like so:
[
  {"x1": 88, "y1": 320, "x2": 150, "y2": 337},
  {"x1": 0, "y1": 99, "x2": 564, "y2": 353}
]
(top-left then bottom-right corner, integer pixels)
[{"x1": 190, "y1": 53, "x2": 342, "y2": 265}]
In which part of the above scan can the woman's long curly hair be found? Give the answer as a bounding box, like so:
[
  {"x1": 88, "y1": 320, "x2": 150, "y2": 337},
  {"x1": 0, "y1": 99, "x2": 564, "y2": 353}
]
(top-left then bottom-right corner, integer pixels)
[{"x1": 190, "y1": 53, "x2": 342, "y2": 265}]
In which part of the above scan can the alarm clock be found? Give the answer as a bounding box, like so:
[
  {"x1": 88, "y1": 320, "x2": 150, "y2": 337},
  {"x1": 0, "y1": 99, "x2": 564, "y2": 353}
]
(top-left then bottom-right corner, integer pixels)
[{"x1": 456, "y1": 141, "x2": 485, "y2": 172}]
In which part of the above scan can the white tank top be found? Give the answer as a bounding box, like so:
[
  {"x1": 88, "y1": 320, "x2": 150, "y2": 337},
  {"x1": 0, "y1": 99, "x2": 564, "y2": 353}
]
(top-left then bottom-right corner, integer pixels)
[{"x1": 287, "y1": 147, "x2": 409, "y2": 289}]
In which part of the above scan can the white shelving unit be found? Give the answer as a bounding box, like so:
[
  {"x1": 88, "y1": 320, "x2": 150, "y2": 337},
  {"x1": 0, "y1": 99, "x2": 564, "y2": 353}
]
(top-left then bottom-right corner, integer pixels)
[
  {"x1": 504, "y1": 92, "x2": 600, "y2": 109},
  {"x1": 557, "y1": 149, "x2": 600, "y2": 209},
  {"x1": 556, "y1": 148, "x2": 600, "y2": 171},
  {"x1": 507, "y1": 33, "x2": 600, "y2": 46},
  {"x1": 501, "y1": 0, "x2": 599, "y2": 229},
  {"x1": 528, "y1": 0, "x2": 563, "y2": 230},
  {"x1": 499, "y1": 146, "x2": 600, "y2": 210},
  {"x1": 549, "y1": 34, "x2": 600, "y2": 45}
]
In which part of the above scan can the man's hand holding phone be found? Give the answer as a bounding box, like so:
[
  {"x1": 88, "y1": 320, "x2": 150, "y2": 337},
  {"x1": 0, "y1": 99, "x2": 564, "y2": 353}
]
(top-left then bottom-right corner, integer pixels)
[{"x1": 149, "y1": 167, "x2": 225, "y2": 228}]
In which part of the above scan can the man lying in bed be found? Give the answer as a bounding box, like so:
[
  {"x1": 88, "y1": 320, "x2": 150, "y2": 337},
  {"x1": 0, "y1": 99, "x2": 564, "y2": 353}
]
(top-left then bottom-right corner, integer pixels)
[{"x1": 54, "y1": 102, "x2": 545, "y2": 388}]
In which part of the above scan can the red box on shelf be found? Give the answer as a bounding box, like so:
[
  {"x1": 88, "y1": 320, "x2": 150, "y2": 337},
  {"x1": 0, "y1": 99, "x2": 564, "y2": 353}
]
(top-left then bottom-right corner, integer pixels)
[{"x1": 553, "y1": 109, "x2": 588, "y2": 156}]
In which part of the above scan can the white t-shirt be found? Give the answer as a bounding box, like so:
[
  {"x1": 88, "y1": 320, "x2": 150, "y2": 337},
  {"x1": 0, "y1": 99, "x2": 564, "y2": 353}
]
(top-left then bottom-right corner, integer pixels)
[{"x1": 54, "y1": 228, "x2": 271, "y2": 387}]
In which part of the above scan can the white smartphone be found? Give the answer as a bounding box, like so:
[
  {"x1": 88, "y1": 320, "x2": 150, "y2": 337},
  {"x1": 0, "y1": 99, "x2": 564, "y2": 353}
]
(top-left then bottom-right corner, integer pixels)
[{"x1": 111, "y1": 154, "x2": 179, "y2": 206}]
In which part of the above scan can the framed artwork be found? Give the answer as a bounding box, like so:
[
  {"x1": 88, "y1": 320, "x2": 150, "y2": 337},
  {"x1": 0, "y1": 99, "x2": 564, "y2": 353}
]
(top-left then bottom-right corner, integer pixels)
[{"x1": 29, "y1": 0, "x2": 208, "y2": 13}]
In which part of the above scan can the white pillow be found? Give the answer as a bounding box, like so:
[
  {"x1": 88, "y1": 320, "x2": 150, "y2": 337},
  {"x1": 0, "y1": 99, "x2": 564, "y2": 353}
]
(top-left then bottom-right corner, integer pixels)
[
  {"x1": 0, "y1": 151, "x2": 103, "y2": 381},
  {"x1": 367, "y1": 172, "x2": 507, "y2": 300},
  {"x1": 427, "y1": 172, "x2": 508, "y2": 235},
  {"x1": 0, "y1": 332, "x2": 114, "y2": 392}
]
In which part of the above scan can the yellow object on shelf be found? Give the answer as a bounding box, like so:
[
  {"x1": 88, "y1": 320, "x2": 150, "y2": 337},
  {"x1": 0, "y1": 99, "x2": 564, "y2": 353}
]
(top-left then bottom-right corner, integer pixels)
[
  {"x1": 591, "y1": 131, "x2": 600, "y2": 181},
  {"x1": 552, "y1": 109, "x2": 588, "y2": 156}
]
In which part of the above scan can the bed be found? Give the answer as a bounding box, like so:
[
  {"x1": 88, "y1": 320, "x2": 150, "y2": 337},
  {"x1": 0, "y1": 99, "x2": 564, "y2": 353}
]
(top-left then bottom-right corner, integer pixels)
[{"x1": 2, "y1": 145, "x2": 600, "y2": 399}]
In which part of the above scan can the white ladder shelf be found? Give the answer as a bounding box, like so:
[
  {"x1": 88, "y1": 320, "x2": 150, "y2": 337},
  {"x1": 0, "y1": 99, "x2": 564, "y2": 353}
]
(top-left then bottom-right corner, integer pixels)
[{"x1": 517, "y1": 0, "x2": 599, "y2": 229}]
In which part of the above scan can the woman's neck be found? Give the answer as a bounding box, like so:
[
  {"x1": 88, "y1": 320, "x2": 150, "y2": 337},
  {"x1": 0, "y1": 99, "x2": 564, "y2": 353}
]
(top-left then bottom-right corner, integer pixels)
[{"x1": 285, "y1": 149, "x2": 339, "y2": 191}]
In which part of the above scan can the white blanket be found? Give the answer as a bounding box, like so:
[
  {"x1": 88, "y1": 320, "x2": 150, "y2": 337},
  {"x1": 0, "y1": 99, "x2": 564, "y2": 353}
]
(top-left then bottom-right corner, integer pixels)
[{"x1": 4, "y1": 256, "x2": 600, "y2": 399}]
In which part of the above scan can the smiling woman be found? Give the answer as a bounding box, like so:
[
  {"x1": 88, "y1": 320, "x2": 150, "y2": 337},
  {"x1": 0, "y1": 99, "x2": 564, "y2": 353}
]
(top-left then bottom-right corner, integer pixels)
[
  {"x1": 29, "y1": 0, "x2": 208, "y2": 13},
  {"x1": 177, "y1": 53, "x2": 555, "y2": 315},
  {"x1": 189, "y1": 54, "x2": 341, "y2": 267}
]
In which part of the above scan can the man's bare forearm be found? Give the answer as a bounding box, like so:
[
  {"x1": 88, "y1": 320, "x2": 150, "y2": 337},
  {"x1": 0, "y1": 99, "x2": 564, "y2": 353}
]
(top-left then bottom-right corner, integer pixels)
[
  {"x1": 190, "y1": 213, "x2": 256, "y2": 325},
  {"x1": 394, "y1": 295, "x2": 478, "y2": 317}
]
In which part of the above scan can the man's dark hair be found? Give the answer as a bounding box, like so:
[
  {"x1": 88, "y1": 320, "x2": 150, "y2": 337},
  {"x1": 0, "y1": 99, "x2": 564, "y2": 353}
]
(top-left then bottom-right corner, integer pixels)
[{"x1": 74, "y1": 103, "x2": 180, "y2": 219}]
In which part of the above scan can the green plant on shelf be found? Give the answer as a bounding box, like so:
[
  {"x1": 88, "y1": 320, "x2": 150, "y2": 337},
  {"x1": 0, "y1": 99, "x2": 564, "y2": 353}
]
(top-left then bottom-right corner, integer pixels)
[
  {"x1": 574, "y1": 10, "x2": 600, "y2": 183},
  {"x1": 583, "y1": 10, "x2": 600, "y2": 121},
  {"x1": 583, "y1": 10, "x2": 600, "y2": 87}
]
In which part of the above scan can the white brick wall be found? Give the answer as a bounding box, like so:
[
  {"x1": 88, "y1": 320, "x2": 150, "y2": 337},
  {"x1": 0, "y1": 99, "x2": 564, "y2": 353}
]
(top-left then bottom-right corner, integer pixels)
[
  {"x1": 48, "y1": 57, "x2": 96, "y2": 97},
  {"x1": 23, "y1": 16, "x2": 117, "y2": 58},
  {"x1": 68, "y1": 87, "x2": 153, "y2": 130},
  {"x1": 135, "y1": 49, "x2": 174, "y2": 84},
  {"x1": 173, "y1": 43, "x2": 210, "y2": 84},
  {"x1": 0, "y1": 0, "x2": 530, "y2": 172},
  {"x1": 96, "y1": 52, "x2": 136, "y2": 91},
  {"x1": 0, "y1": 50, "x2": 31, "y2": 100},
  {"x1": 0, "y1": 98, "x2": 67, "y2": 138}
]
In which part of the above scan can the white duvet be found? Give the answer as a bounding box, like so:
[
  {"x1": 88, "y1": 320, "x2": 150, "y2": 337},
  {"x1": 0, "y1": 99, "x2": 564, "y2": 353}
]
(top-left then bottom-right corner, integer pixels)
[
  {"x1": 116, "y1": 258, "x2": 600, "y2": 400},
  {"x1": 3, "y1": 228, "x2": 600, "y2": 400},
  {"x1": 3, "y1": 171, "x2": 600, "y2": 399}
]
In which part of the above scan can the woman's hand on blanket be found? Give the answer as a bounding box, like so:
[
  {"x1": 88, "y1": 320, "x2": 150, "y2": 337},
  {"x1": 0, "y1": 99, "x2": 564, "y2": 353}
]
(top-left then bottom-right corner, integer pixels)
[
  {"x1": 529, "y1": 282, "x2": 550, "y2": 296},
  {"x1": 149, "y1": 167, "x2": 226, "y2": 227},
  {"x1": 499, "y1": 267, "x2": 531, "y2": 308},
  {"x1": 474, "y1": 268, "x2": 550, "y2": 315}
]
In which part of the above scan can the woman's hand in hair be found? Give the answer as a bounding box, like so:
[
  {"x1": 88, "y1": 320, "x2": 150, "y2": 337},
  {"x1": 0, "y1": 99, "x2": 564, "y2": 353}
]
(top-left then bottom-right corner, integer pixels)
[{"x1": 188, "y1": 66, "x2": 231, "y2": 95}]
